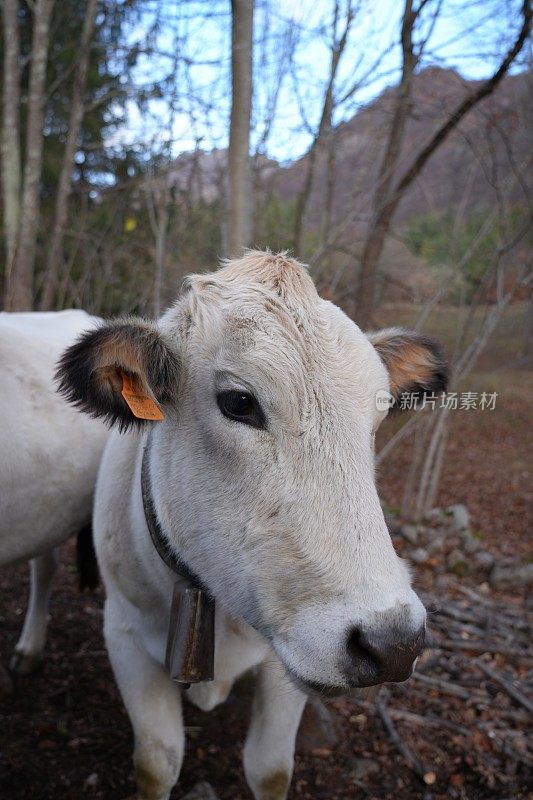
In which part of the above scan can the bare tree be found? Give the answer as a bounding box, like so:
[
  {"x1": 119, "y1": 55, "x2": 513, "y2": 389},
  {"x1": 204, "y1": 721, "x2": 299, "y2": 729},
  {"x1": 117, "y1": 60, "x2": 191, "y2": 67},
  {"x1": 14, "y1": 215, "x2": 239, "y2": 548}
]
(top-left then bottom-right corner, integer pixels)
[
  {"x1": 39, "y1": 0, "x2": 99, "y2": 311},
  {"x1": 354, "y1": 0, "x2": 425, "y2": 323},
  {"x1": 377, "y1": 141, "x2": 533, "y2": 518},
  {"x1": 4, "y1": 0, "x2": 54, "y2": 311},
  {"x1": 227, "y1": 0, "x2": 254, "y2": 256},
  {"x1": 354, "y1": 0, "x2": 532, "y2": 328},
  {"x1": 3, "y1": 0, "x2": 55, "y2": 311},
  {"x1": 293, "y1": 0, "x2": 355, "y2": 257},
  {"x1": 144, "y1": 175, "x2": 170, "y2": 318},
  {"x1": 1, "y1": 0, "x2": 22, "y2": 301},
  {"x1": 413, "y1": 258, "x2": 531, "y2": 520}
]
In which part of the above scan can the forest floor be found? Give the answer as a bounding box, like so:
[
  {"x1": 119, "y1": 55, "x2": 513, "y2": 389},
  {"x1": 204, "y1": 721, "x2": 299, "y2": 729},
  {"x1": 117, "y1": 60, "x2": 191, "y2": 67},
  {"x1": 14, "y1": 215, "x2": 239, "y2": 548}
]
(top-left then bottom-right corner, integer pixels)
[{"x1": 1, "y1": 302, "x2": 531, "y2": 800}]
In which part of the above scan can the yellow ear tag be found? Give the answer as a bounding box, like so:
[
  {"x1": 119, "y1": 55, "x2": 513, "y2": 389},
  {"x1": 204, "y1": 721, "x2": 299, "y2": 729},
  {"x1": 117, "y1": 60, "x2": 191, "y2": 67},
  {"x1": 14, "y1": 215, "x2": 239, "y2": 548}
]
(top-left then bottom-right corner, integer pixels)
[{"x1": 120, "y1": 372, "x2": 165, "y2": 421}]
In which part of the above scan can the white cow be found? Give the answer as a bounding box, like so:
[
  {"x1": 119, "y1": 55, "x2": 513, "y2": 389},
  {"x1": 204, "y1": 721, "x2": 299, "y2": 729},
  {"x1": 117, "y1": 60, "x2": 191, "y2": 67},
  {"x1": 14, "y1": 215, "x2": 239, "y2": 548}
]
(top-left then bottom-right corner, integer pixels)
[
  {"x1": 0, "y1": 310, "x2": 108, "y2": 683},
  {"x1": 56, "y1": 252, "x2": 448, "y2": 800}
]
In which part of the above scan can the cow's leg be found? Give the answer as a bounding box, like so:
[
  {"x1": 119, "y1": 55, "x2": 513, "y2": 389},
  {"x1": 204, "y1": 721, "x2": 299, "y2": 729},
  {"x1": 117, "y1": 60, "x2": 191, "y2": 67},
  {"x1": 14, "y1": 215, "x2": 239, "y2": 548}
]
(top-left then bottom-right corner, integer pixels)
[
  {"x1": 105, "y1": 600, "x2": 184, "y2": 800},
  {"x1": 10, "y1": 549, "x2": 58, "y2": 674},
  {"x1": 243, "y1": 657, "x2": 307, "y2": 800}
]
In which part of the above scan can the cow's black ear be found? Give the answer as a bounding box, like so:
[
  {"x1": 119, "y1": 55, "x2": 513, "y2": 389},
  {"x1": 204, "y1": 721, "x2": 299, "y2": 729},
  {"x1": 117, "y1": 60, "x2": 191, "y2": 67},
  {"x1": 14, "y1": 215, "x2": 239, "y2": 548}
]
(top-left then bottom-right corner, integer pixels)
[
  {"x1": 368, "y1": 328, "x2": 448, "y2": 407},
  {"x1": 55, "y1": 318, "x2": 180, "y2": 431}
]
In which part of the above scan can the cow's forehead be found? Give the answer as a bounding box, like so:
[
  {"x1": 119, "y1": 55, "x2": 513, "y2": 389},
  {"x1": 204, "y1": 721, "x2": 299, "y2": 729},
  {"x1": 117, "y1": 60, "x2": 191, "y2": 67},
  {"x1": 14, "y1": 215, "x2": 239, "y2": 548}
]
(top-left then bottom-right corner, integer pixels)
[{"x1": 168, "y1": 277, "x2": 388, "y2": 422}]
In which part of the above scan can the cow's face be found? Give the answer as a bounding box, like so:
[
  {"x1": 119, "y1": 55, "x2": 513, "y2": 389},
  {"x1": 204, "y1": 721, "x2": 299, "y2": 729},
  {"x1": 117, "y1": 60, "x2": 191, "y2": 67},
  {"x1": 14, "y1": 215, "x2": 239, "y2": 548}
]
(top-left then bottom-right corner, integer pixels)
[{"x1": 57, "y1": 252, "x2": 447, "y2": 693}]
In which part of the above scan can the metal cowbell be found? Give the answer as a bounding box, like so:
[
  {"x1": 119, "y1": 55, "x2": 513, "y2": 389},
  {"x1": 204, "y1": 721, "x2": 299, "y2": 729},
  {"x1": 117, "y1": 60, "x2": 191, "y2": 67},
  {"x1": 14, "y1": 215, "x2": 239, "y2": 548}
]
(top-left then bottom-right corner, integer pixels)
[{"x1": 165, "y1": 583, "x2": 215, "y2": 685}]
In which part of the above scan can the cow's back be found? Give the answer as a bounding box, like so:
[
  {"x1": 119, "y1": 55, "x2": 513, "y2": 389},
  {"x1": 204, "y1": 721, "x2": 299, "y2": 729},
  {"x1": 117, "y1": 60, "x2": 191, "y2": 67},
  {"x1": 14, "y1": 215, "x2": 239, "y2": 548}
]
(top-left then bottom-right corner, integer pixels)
[{"x1": 0, "y1": 311, "x2": 109, "y2": 563}]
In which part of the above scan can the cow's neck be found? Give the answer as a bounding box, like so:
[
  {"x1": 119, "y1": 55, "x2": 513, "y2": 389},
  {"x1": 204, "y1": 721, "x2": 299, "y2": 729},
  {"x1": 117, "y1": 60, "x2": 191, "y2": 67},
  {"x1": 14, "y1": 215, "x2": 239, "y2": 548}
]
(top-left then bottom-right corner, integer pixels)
[{"x1": 141, "y1": 431, "x2": 215, "y2": 685}]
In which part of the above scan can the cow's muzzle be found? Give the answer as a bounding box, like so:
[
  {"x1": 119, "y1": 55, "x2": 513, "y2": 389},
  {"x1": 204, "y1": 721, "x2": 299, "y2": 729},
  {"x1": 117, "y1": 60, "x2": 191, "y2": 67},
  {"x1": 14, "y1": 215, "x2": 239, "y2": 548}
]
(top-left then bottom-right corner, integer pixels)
[{"x1": 344, "y1": 623, "x2": 425, "y2": 687}]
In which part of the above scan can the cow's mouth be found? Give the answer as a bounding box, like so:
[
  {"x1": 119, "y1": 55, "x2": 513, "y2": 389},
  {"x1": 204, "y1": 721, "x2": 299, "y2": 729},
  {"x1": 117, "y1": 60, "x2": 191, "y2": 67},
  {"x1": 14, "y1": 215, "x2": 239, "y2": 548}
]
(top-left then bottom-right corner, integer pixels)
[{"x1": 284, "y1": 667, "x2": 383, "y2": 700}]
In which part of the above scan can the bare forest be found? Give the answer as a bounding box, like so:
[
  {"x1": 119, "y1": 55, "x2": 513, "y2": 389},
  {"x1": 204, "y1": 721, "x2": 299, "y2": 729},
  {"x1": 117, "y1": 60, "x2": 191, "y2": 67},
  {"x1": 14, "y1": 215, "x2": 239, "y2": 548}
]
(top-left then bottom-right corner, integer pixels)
[{"x1": 1, "y1": 1, "x2": 532, "y2": 799}]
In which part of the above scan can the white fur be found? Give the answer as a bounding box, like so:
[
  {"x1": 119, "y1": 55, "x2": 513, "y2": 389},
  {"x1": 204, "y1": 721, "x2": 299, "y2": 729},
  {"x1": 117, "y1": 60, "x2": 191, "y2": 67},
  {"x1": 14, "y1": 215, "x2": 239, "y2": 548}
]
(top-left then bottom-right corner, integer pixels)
[
  {"x1": 87, "y1": 253, "x2": 427, "y2": 800},
  {"x1": 0, "y1": 310, "x2": 108, "y2": 674}
]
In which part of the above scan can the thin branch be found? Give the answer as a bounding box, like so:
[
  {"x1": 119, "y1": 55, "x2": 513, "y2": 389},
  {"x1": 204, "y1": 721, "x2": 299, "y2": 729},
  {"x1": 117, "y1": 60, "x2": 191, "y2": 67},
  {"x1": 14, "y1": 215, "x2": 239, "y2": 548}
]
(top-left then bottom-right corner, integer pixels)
[
  {"x1": 477, "y1": 660, "x2": 533, "y2": 714},
  {"x1": 375, "y1": 696, "x2": 436, "y2": 784}
]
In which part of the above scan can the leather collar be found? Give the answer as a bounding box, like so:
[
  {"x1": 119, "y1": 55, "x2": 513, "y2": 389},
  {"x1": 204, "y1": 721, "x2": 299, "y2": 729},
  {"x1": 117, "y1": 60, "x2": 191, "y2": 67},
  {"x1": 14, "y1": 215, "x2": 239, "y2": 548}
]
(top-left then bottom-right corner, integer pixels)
[{"x1": 141, "y1": 433, "x2": 208, "y2": 594}]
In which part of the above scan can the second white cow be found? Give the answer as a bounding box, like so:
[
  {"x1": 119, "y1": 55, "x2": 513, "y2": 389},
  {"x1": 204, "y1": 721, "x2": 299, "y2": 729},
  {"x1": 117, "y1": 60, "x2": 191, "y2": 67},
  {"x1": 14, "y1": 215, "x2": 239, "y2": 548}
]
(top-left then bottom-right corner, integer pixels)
[{"x1": 0, "y1": 310, "x2": 108, "y2": 682}]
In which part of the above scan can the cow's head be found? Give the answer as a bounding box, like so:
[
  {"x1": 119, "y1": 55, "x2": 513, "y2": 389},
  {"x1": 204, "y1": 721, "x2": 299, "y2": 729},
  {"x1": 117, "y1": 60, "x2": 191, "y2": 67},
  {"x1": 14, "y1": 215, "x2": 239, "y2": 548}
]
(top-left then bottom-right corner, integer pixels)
[{"x1": 57, "y1": 251, "x2": 447, "y2": 693}]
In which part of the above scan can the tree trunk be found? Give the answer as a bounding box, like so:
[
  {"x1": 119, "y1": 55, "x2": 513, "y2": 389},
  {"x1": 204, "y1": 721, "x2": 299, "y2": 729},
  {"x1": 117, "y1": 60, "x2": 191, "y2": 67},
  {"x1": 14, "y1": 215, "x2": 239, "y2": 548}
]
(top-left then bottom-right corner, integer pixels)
[
  {"x1": 293, "y1": 0, "x2": 352, "y2": 257},
  {"x1": 226, "y1": 0, "x2": 254, "y2": 257},
  {"x1": 320, "y1": 127, "x2": 337, "y2": 254},
  {"x1": 355, "y1": 0, "x2": 418, "y2": 328},
  {"x1": 144, "y1": 178, "x2": 170, "y2": 319},
  {"x1": 4, "y1": 0, "x2": 54, "y2": 311},
  {"x1": 1, "y1": 0, "x2": 21, "y2": 303},
  {"x1": 39, "y1": 0, "x2": 98, "y2": 311}
]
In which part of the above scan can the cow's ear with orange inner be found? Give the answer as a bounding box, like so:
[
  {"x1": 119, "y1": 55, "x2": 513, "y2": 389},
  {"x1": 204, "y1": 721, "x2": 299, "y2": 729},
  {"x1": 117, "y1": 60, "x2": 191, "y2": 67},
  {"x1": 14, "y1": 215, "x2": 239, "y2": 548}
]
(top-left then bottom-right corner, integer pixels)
[
  {"x1": 56, "y1": 318, "x2": 179, "y2": 430},
  {"x1": 368, "y1": 328, "x2": 449, "y2": 409}
]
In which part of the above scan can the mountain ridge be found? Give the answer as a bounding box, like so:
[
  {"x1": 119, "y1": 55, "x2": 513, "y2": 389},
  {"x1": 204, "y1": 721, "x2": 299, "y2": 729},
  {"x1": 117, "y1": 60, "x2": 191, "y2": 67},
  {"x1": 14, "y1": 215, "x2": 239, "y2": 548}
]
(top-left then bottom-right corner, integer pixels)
[
  {"x1": 158, "y1": 66, "x2": 531, "y2": 243},
  {"x1": 269, "y1": 66, "x2": 532, "y2": 231}
]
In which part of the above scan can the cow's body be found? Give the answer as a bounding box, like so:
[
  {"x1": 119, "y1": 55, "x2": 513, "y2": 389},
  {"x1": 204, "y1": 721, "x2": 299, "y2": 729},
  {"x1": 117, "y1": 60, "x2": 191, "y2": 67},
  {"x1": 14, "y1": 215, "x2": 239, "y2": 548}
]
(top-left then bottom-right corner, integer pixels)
[
  {"x1": 57, "y1": 252, "x2": 448, "y2": 800},
  {"x1": 0, "y1": 310, "x2": 108, "y2": 676}
]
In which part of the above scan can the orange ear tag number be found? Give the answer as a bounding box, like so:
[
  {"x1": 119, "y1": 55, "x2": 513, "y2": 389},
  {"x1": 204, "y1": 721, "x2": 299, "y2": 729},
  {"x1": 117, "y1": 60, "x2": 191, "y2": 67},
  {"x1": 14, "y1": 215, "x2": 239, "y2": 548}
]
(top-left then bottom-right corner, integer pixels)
[{"x1": 120, "y1": 372, "x2": 165, "y2": 421}]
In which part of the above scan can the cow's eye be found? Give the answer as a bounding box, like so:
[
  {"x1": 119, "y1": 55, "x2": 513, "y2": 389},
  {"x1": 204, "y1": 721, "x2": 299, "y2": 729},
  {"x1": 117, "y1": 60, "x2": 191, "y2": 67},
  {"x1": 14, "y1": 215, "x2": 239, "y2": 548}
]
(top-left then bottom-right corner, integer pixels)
[{"x1": 216, "y1": 390, "x2": 265, "y2": 429}]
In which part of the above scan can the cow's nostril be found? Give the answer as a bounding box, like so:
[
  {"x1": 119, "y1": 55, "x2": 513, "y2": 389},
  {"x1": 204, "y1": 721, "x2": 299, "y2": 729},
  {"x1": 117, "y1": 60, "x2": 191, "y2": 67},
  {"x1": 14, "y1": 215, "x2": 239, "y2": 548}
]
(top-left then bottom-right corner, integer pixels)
[
  {"x1": 345, "y1": 624, "x2": 425, "y2": 688},
  {"x1": 347, "y1": 627, "x2": 370, "y2": 661},
  {"x1": 346, "y1": 627, "x2": 382, "y2": 685}
]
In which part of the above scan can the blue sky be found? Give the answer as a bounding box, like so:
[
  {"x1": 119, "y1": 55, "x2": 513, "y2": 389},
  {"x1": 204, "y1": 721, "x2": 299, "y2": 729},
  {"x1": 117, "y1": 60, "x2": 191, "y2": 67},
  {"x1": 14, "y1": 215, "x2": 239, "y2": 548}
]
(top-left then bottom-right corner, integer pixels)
[{"x1": 111, "y1": 0, "x2": 527, "y2": 164}]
